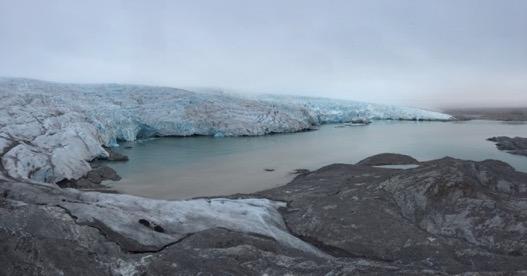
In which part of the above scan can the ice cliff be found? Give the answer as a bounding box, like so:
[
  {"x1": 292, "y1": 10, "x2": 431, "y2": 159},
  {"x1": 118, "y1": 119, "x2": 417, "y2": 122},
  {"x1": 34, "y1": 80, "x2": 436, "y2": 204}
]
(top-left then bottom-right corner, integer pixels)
[{"x1": 0, "y1": 77, "x2": 452, "y2": 183}]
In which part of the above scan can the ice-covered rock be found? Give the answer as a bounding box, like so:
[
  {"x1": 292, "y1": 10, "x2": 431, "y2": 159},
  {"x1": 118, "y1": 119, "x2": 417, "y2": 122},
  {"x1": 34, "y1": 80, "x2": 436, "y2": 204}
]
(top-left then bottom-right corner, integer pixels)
[
  {"x1": 0, "y1": 180, "x2": 324, "y2": 257},
  {"x1": 0, "y1": 179, "x2": 415, "y2": 275},
  {"x1": 0, "y1": 77, "x2": 452, "y2": 183},
  {"x1": 243, "y1": 94, "x2": 453, "y2": 123}
]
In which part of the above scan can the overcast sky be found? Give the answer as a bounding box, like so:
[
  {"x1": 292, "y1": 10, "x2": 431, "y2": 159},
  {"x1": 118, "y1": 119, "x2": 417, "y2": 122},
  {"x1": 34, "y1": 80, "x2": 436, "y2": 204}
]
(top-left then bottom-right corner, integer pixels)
[{"x1": 0, "y1": 0, "x2": 526, "y2": 109}]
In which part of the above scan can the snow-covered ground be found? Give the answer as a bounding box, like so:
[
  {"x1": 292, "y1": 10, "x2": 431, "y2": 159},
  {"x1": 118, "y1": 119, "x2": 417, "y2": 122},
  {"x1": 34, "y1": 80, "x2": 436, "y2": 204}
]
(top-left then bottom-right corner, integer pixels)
[{"x1": 0, "y1": 77, "x2": 452, "y2": 184}]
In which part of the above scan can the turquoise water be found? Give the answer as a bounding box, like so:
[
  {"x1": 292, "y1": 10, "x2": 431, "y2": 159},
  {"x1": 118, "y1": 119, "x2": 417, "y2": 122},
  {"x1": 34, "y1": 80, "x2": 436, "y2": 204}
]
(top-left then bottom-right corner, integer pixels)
[{"x1": 104, "y1": 120, "x2": 527, "y2": 200}]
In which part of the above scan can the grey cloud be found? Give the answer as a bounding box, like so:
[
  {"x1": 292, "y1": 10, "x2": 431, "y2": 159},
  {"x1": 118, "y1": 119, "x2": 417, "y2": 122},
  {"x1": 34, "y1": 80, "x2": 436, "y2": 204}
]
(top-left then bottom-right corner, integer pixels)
[{"x1": 0, "y1": 0, "x2": 525, "y2": 108}]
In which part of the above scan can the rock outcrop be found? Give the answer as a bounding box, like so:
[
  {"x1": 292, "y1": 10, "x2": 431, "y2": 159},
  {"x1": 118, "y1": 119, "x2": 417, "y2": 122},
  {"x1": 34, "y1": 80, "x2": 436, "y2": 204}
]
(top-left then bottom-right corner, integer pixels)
[
  {"x1": 56, "y1": 164, "x2": 121, "y2": 190},
  {"x1": 101, "y1": 147, "x2": 129, "y2": 162},
  {"x1": 356, "y1": 153, "x2": 419, "y2": 166},
  {"x1": 1, "y1": 154, "x2": 527, "y2": 274},
  {"x1": 488, "y1": 136, "x2": 527, "y2": 157},
  {"x1": 257, "y1": 154, "x2": 527, "y2": 274}
]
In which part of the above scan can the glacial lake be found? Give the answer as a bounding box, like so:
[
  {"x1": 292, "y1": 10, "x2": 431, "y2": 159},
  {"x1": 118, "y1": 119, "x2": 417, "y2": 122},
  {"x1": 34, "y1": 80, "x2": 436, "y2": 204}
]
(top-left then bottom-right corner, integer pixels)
[{"x1": 103, "y1": 120, "x2": 527, "y2": 200}]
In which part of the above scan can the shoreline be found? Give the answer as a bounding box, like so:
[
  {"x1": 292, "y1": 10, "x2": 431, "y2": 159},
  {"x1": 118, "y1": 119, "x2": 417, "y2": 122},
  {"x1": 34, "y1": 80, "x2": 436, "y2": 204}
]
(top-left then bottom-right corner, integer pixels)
[
  {"x1": 97, "y1": 120, "x2": 527, "y2": 200},
  {"x1": 488, "y1": 136, "x2": 527, "y2": 157},
  {"x1": 2, "y1": 152, "x2": 527, "y2": 274},
  {"x1": 444, "y1": 107, "x2": 527, "y2": 121}
]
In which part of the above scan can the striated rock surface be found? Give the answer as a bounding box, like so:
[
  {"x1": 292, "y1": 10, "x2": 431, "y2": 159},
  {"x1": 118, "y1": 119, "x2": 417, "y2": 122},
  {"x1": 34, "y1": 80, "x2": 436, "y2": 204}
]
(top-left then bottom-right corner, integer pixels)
[
  {"x1": 257, "y1": 154, "x2": 527, "y2": 274},
  {"x1": 1, "y1": 153, "x2": 527, "y2": 275},
  {"x1": 488, "y1": 136, "x2": 527, "y2": 157},
  {"x1": 0, "y1": 178, "x2": 412, "y2": 275}
]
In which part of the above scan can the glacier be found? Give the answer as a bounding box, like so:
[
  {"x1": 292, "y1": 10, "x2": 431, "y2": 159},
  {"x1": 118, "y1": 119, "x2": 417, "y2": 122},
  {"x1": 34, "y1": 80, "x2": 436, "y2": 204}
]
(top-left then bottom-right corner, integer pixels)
[{"x1": 0, "y1": 77, "x2": 452, "y2": 184}]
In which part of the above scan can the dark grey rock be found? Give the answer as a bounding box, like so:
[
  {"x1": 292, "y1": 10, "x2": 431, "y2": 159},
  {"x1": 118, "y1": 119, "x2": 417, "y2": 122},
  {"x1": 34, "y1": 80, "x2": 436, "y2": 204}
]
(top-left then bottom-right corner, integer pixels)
[
  {"x1": 291, "y1": 168, "x2": 310, "y2": 175},
  {"x1": 488, "y1": 136, "x2": 527, "y2": 157},
  {"x1": 334, "y1": 119, "x2": 372, "y2": 128},
  {"x1": 0, "y1": 191, "x2": 422, "y2": 275},
  {"x1": 2, "y1": 153, "x2": 527, "y2": 275},
  {"x1": 357, "y1": 153, "x2": 419, "y2": 166},
  {"x1": 257, "y1": 156, "x2": 527, "y2": 274},
  {"x1": 0, "y1": 199, "x2": 125, "y2": 275},
  {"x1": 350, "y1": 118, "x2": 372, "y2": 125},
  {"x1": 56, "y1": 165, "x2": 120, "y2": 190},
  {"x1": 102, "y1": 148, "x2": 129, "y2": 161}
]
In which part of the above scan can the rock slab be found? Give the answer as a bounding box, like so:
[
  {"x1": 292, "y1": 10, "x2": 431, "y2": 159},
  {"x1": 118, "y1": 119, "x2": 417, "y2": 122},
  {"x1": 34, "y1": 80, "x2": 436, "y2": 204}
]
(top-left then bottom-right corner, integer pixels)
[
  {"x1": 2, "y1": 154, "x2": 527, "y2": 275},
  {"x1": 488, "y1": 136, "x2": 527, "y2": 157}
]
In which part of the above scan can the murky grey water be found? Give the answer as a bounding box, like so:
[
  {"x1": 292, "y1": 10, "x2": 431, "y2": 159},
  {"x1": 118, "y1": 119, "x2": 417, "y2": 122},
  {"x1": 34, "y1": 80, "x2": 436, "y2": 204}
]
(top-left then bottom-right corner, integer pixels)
[{"x1": 103, "y1": 120, "x2": 527, "y2": 200}]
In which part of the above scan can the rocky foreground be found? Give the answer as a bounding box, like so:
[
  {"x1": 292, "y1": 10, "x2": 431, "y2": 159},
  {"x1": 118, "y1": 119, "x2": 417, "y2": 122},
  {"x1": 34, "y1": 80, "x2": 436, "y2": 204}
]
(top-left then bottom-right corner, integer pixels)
[{"x1": 1, "y1": 153, "x2": 527, "y2": 275}]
